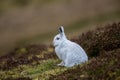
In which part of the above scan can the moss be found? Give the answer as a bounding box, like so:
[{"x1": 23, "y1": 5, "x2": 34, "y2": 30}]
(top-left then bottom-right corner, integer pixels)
[{"x1": 22, "y1": 59, "x2": 60, "y2": 78}]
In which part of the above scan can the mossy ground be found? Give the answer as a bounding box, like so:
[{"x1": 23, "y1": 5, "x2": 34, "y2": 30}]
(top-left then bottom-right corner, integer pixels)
[{"x1": 0, "y1": 22, "x2": 120, "y2": 80}]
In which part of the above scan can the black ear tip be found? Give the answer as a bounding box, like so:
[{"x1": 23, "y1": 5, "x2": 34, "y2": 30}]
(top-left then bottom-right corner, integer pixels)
[{"x1": 59, "y1": 27, "x2": 62, "y2": 33}]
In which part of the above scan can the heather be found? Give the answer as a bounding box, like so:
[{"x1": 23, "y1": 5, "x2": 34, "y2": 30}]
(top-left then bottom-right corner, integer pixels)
[{"x1": 0, "y1": 22, "x2": 120, "y2": 80}]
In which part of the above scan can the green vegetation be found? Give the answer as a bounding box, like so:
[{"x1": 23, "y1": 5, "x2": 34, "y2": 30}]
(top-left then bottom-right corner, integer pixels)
[{"x1": 0, "y1": 22, "x2": 120, "y2": 80}]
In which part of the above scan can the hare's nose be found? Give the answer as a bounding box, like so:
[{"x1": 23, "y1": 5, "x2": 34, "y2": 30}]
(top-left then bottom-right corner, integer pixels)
[{"x1": 53, "y1": 41, "x2": 57, "y2": 47}]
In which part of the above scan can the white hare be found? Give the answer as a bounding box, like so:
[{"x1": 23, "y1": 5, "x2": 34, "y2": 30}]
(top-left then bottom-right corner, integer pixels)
[{"x1": 53, "y1": 26, "x2": 88, "y2": 67}]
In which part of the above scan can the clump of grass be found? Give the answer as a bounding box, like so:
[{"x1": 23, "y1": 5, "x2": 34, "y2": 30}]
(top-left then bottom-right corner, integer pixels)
[{"x1": 23, "y1": 59, "x2": 59, "y2": 77}]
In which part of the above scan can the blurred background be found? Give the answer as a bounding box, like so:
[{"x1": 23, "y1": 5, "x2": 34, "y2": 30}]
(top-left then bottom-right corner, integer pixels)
[{"x1": 0, "y1": 0, "x2": 120, "y2": 54}]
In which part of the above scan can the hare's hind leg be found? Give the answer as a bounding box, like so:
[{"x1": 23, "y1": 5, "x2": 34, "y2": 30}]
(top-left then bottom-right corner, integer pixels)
[
  {"x1": 64, "y1": 57, "x2": 75, "y2": 67},
  {"x1": 57, "y1": 61, "x2": 65, "y2": 66}
]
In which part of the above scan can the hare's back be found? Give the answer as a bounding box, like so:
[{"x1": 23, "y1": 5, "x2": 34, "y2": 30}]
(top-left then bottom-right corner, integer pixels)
[{"x1": 67, "y1": 42, "x2": 88, "y2": 60}]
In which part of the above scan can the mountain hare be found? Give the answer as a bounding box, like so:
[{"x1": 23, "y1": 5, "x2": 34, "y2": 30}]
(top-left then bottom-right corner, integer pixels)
[{"x1": 53, "y1": 26, "x2": 88, "y2": 67}]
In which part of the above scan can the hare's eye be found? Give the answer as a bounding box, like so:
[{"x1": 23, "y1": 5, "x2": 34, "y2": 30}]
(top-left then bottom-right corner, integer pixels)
[{"x1": 56, "y1": 37, "x2": 60, "y2": 40}]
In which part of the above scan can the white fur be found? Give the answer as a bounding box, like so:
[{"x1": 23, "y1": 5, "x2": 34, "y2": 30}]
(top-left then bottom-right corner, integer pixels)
[{"x1": 53, "y1": 26, "x2": 88, "y2": 67}]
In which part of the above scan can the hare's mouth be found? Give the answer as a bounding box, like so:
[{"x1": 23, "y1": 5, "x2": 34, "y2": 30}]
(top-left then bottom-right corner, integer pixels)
[{"x1": 54, "y1": 44, "x2": 58, "y2": 47}]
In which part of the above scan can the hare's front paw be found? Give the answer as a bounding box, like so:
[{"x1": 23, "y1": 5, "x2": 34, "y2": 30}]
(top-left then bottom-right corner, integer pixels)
[{"x1": 57, "y1": 61, "x2": 64, "y2": 66}]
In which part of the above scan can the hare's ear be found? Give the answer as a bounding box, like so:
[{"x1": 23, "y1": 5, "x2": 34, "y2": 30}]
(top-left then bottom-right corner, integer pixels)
[
  {"x1": 58, "y1": 26, "x2": 67, "y2": 39},
  {"x1": 59, "y1": 26, "x2": 64, "y2": 33}
]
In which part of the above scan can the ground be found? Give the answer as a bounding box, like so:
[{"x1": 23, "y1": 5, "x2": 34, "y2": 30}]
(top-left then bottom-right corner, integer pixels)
[{"x1": 0, "y1": 22, "x2": 120, "y2": 80}]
